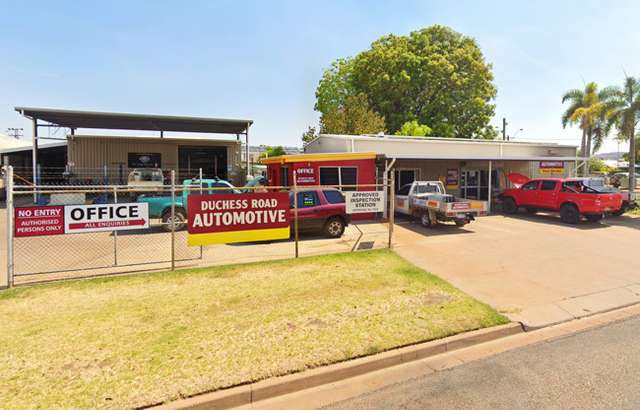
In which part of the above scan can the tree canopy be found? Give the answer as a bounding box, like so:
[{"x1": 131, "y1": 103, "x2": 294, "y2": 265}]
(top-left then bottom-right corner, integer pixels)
[
  {"x1": 259, "y1": 146, "x2": 286, "y2": 159},
  {"x1": 395, "y1": 120, "x2": 432, "y2": 137},
  {"x1": 319, "y1": 93, "x2": 386, "y2": 135},
  {"x1": 313, "y1": 25, "x2": 497, "y2": 138}
]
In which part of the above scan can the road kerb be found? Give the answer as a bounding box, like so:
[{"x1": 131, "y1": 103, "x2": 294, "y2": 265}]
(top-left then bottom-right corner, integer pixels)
[{"x1": 155, "y1": 323, "x2": 522, "y2": 410}]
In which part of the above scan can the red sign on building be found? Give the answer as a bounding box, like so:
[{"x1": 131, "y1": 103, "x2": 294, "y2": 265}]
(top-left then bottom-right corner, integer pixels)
[
  {"x1": 187, "y1": 192, "x2": 291, "y2": 245},
  {"x1": 14, "y1": 206, "x2": 65, "y2": 237}
]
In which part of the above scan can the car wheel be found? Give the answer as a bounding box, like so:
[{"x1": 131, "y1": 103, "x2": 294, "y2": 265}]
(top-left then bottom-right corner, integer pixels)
[
  {"x1": 420, "y1": 212, "x2": 431, "y2": 227},
  {"x1": 585, "y1": 214, "x2": 603, "y2": 222},
  {"x1": 560, "y1": 204, "x2": 580, "y2": 224},
  {"x1": 610, "y1": 207, "x2": 626, "y2": 217},
  {"x1": 162, "y1": 209, "x2": 186, "y2": 232},
  {"x1": 323, "y1": 217, "x2": 345, "y2": 238},
  {"x1": 502, "y1": 197, "x2": 518, "y2": 214}
]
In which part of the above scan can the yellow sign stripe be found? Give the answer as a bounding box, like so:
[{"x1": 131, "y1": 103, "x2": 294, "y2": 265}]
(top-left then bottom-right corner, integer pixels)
[
  {"x1": 260, "y1": 151, "x2": 377, "y2": 165},
  {"x1": 187, "y1": 226, "x2": 290, "y2": 246}
]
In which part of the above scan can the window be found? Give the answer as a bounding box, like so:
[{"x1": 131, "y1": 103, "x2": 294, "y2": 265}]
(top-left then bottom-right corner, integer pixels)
[
  {"x1": 540, "y1": 180, "x2": 557, "y2": 191},
  {"x1": 212, "y1": 181, "x2": 234, "y2": 194},
  {"x1": 319, "y1": 168, "x2": 339, "y2": 186},
  {"x1": 281, "y1": 166, "x2": 289, "y2": 187},
  {"x1": 397, "y1": 184, "x2": 412, "y2": 196},
  {"x1": 521, "y1": 181, "x2": 539, "y2": 191},
  {"x1": 292, "y1": 191, "x2": 319, "y2": 208},
  {"x1": 319, "y1": 167, "x2": 358, "y2": 191},
  {"x1": 323, "y1": 190, "x2": 344, "y2": 204},
  {"x1": 340, "y1": 167, "x2": 357, "y2": 191}
]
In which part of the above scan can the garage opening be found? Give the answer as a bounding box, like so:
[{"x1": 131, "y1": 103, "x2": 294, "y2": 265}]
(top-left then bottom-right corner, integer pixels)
[{"x1": 178, "y1": 146, "x2": 227, "y2": 180}]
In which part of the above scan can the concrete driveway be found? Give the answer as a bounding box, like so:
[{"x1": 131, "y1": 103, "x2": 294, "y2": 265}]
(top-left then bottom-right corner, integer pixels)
[{"x1": 393, "y1": 212, "x2": 640, "y2": 329}]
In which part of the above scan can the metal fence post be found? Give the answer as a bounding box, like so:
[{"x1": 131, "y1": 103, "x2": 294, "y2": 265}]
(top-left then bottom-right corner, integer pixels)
[
  {"x1": 388, "y1": 170, "x2": 395, "y2": 249},
  {"x1": 113, "y1": 186, "x2": 118, "y2": 266},
  {"x1": 293, "y1": 173, "x2": 299, "y2": 258},
  {"x1": 170, "y1": 170, "x2": 176, "y2": 271},
  {"x1": 199, "y1": 167, "x2": 203, "y2": 260},
  {"x1": 4, "y1": 165, "x2": 14, "y2": 288}
]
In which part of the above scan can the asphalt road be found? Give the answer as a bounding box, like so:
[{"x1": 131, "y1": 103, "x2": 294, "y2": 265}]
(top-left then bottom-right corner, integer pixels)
[{"x1": 327, "y1": 315, "x2": 640, "y2": 410}]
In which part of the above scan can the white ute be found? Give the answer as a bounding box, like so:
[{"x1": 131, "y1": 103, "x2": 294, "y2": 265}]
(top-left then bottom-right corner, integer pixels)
[{"x1": 395, "y1": 181, "x2": 488, "y2": 227}]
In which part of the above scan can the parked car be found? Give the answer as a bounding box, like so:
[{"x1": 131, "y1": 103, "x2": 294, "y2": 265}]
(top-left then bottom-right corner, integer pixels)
[
  {"x1": 610, "y1": 172, "x2": 640, "y2": 189},
  {"x1": 568, "y1": 177, "x2": 637, "y2": 216},
  {"x1": 127, "y1": 168, "x2": 164, "y2": 193},
  {"x1": 289, "y1": 188, "x2": 350, "y2": 238},
  {"x1": 499, "y1": 173, "x2": 623, "y2": 224},
  {"x1": 395, "y1": 181, "x2": 488, "y2": 227},
  {"x1": 137, "y1": 178, "x2": 239, "y2": 231}
]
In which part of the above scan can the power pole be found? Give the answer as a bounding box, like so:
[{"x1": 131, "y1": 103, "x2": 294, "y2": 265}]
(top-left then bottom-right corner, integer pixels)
[
  {"x1": 502, "y1": 118, "x2": 507, "y2": 141},
  {"x1": 6, "y1": 128, "x2": 23, "y2": 139}
]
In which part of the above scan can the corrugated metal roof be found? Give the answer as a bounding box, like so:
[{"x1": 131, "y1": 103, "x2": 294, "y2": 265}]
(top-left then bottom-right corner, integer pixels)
[{"x1": 15, "y1": 107, "x2": 252, "y2": 134}]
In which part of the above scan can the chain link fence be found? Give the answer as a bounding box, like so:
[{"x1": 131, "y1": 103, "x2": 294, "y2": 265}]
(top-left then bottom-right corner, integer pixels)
[{"x1": 2, "y1": 166, "x2": 393, "y2": 286}]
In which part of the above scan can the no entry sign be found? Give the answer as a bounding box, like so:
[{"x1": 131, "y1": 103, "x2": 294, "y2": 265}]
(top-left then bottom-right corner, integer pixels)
[
  {"x1": 15, "y1": 206, "x2": 65, "y2": 237},
  {"x1": 187, "y1": 192, "x2": 290, "y2": 245},
  {"x1": 14, "y1": 203, "x2": 149, "y2": 237}
]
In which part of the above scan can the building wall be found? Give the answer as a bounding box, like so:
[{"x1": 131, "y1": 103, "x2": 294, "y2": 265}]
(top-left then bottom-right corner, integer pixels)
[
  {"x1": 306, "y1": 134, "x2": 578, "y2": 159},
  {"x1": 67, "y1": 136, "x2": 243, "y2": 184}
]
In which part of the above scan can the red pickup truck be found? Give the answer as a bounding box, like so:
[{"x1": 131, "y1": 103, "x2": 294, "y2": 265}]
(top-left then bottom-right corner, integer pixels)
[{"x1": 499, "y1": 174, "x2": 623, "y2": 224}]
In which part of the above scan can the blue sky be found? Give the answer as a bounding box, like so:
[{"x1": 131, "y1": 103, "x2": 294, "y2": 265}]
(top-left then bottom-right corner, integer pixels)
[{"x1": 1, "y1": 0, "x2": 639, "y2": 152}]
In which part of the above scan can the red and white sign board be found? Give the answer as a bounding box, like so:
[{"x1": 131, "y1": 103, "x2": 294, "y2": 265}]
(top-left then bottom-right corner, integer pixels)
[
  {"x1": 294, "y1": 167, "x2": 317, "y2": 185},
  {"x1": 14, "y1": 203, "x2": 149, "y2": 237},
  {"x1": 64, "y1": 203, "x2": 149, "y2": 233},
  {"x1": 15, "y1": 206, "x2": 65, "y2": 237},
  {"x1": 187, "y1": 192, "x2": 290, "y2": 245}
]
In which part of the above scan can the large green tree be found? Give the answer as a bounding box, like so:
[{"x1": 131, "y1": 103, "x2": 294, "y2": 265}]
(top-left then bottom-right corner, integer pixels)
[
  {"x1": 319, "y1": 93, "x2": 386, "y2": 135},
  {"x1": 606, "y1": 76, "x2": 640, "y2": 192},
  {"x1": 314, "y1": 25, "x2": 497, "y2": 138}
]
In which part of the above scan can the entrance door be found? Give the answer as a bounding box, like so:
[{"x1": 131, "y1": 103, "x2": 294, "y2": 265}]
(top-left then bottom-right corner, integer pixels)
[
  {"x1": 461, "y1": 170, "x2": 480, "y2": 199},
  {"x1": 461, "y1": 170, "x2": 496, "y2": 200}
]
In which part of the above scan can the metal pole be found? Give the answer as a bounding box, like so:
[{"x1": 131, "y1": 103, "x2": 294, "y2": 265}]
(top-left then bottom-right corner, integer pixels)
[
  {"x1": 5, "y1": 165, "x2": 14, "y2": 288},
  {"x1": 488, "y1": 160, "x2": 492, "y2": 213},
  {"x1": 293, "y1": 172, "x2": 299, "y2": 258},
  {"x1": 388, "y1": 170, "x2": 395, "y2": 249},
  {"x1": 170, "y1": 170, "x2": 176, "y2": 271},
  {"x1": 245, "y1": 124, "x2": 250, "y2": 182},
  {"x1": 113, "y1": 186, "x2": 118, "y2": 266},
  {"x1": 199, "y1": 168, "x2": 203, "y2": 259},
  {"x1": 32, "y1": 118, "x2": 38, "y2": 203}
]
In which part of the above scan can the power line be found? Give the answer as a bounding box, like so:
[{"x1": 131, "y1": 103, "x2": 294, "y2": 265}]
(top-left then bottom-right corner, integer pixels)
[{"x1": 6, "y1": 127, "x2": 24, "y2": 139}]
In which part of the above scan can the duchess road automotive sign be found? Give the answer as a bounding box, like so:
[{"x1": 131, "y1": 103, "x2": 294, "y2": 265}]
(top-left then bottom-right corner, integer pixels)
[
  {"x1": 187, "y1": 192, "x2": 290, "y2": 246},
  {"x1": 14, "y1": 203, "x2": 149, "y2": 237}
]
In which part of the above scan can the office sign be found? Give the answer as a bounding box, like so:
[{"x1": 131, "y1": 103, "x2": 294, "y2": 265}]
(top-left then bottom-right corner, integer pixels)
[
  {"x1": 14, "y1": 203, "x2": 149, "y2": 236},
  {"x1": 64, "y1": 203, "x2": 149, "y2": 233},
  {"x1": 294, "y1": 167, "x2": 317, "y2": 185},
  {"x1": 15, "y1": 206, "x2": 65, "y2": 237},
  {"x1": 187, "y1": 192, "x2": 290, "y2": 245},
  {"x1": 345, "y1": 191, "x2": 385, "y2": 214}
]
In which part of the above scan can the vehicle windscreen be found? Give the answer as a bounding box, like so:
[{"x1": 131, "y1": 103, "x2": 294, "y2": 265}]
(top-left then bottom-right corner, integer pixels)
[{"x1": 414, "y1": 184, "x2": 440, "y2": 194}]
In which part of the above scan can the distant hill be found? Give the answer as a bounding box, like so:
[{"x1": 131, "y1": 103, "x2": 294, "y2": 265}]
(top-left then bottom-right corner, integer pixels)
[{"x1": 594, "y1": 152, "x2": 624, "y2": 160}]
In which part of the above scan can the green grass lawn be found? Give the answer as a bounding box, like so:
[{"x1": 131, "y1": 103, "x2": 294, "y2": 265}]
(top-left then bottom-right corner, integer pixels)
[{"x1": 0, "y1": 249, "x2": 507, "y2": 409}]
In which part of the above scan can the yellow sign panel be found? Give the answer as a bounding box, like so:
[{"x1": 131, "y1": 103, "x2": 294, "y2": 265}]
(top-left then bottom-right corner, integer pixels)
[
  {"x1": 539, "y1": 168, "x2": 564, "y2": 175},
  {"x1": 187, "y1": 226, "x2": 290, "y2": 246}
]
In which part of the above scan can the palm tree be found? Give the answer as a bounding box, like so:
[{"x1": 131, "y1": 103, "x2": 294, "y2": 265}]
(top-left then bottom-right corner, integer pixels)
[
  {"x1": 561, "y1": 82, "x2": 613, "y2": 160},
  {"x1": 606, "y1": 76, "x2": 640, "y2": 193}
]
